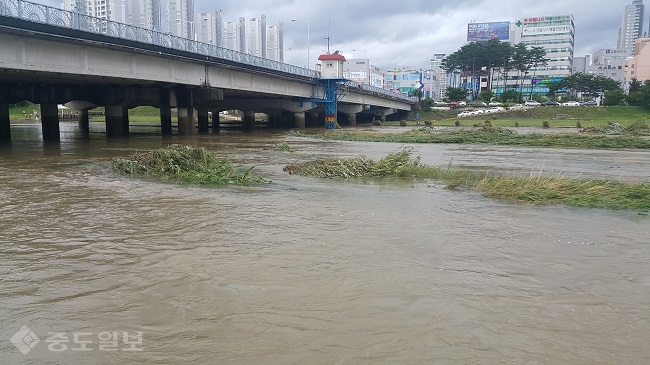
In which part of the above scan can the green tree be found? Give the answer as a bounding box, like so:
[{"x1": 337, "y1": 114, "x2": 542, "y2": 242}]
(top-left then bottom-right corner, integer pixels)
[
  {"x1": 629, "y1": 78, "x2": 642, "y2": 93},
  {"x1": 446, "y1": 87, "x2": 467, "y2": 101},
  {"x1": 603, "y1": 90, "x2": 626, "y2": 106},
  {"x1": 500, "y1": 90, "x2": 522, "y2": 103},
  {"x1": 478, "y1": 90, "x2": 494, "y2": 102},
  {"x1": 419, "y1": 97, "x2": 434, "y2": 110}
]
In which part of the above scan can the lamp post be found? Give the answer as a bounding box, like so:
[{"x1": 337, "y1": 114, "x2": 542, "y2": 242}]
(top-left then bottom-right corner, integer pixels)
[
  {"x1": 352, "y1": 49, "x2": 369, "y2": 85},
  {"x1": 176, "y1": 19, "x2": 195, "y2": 40},
  {"x1": 291, "y1": 19, "x2": 310, "y2": 69}
]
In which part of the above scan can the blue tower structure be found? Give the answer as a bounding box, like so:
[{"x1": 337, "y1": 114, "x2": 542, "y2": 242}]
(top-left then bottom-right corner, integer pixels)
[{"x1": 316, "y1": 52, "x2": 350, "y2": 129}]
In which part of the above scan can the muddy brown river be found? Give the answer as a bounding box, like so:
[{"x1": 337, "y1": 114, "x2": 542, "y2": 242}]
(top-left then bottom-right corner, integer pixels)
[{"x1": 1, "y1": 122, "x2": 650, "y2": 364}]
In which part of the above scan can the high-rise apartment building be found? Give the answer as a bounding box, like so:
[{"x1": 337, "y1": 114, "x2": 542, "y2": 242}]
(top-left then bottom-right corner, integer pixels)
[
  {"x1": 618, "y1": 0, "x2": 645, "y2": 56},
  {"x1": 261, "y1": 14, "x2": 267, "y2": 59},
  {"x1": 215, "y1": 10, "x2": 223, "y2": 47},
  {"x1": 126, "y1": 0, "x2": 153, "y2": 29},
  {"x1": 247, "y1": 18, "x2": 262, "y2": 56},
  {"x1": 238, "y1": 17, "x2": 246, "y2": 55},
  {"x1": 168, "y1": 0, "x2": 194, "y2": 39},
  {"x1": 197, "y1": 12, "x2": 215, "y2": 44},
  {"x1": 430, "y1": 53, "x2": 448, "y2": 100},
  {"x1": 61, "y1": 0, "x2": 124, "y2": 22},
  {"x1": 223, "y1": 21, "x2": 240, "y2": 51},
  {"x1": 267, "y1": 25, "x2": 281, "y2": 61}
]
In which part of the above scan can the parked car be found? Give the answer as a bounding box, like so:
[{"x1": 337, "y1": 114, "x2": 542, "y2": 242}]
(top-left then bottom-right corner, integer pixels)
[
  {"x1": 489, "y1": 107, "x2": 504, "y2": 113},
  {"x1": 448, "y1": 101, "x2": 467, "y2": 108},
  {"x1": 456, "y1": 111, "x2": 473, "y2": 118},
  {"x1": 524, "y1": 100, "x2": 541, "y2": 106},
  {"x1": 507, "y1": 104, "x2": 524, "y2": 110},
  {"x1": 488, "y1": 101, "x2": 502, "y2": 106},
  {"x1": 562, "y1": 101, "x2": 581, "y2": 106},
  {"x1": 542, "y1": 101, "x2": 560, "y2": 106},
  {"x1": 581, "y1": 101, "x2": 598, "y2": 106}
]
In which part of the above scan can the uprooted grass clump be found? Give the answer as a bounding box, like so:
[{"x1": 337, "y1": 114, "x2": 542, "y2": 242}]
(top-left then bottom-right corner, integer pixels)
[
  {"x1": 581, "y1": 121, "x2": 650, "y2": 136},
  {"x1": 271, "y1": 142, "x2": 297, "y2": 152},
  {"x1": 283, "y1": 148, "x2": 473, "y2": 180},
  {"x1": 112, "y1": 144, "x2": 266, "y2": 185},
  {"x1": 284, "y1": 149, "x2": 650, "y2": 210}
]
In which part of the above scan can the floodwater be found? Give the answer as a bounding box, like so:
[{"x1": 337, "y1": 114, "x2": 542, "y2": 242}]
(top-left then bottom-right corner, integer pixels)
[{"x1": 1, "y1": 122, "x2": 650, "y2": 364}]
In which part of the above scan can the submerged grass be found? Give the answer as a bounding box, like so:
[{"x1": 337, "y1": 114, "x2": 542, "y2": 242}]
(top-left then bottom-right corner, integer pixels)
[
  {"x1": 285, "y1": 149, "x2": 650, "y2": 211},
  {"x1": 271, "y1": 142, "x2": 297, "y2": 152},
  {"x1": 313, "y1": 128, "x2": 650, "y2": 149},
  {"x1": 112, "y1": 144, "x2": 267, "y2": 185}
]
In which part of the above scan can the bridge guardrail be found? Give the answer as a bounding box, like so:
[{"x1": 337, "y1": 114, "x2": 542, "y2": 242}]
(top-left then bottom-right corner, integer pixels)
[{"x1": 0, "y1": 0, "x2": 416, "y2": 104}]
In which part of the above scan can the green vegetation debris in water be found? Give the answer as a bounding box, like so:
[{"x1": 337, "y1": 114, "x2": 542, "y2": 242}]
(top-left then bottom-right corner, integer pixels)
[
  {"x1": 112, "y1": 144, "x2": 267, "y2": 185},
  {"x1": 270, "y1": 142, "x2": 297, "y2": 152},
  {"x1": 284, "y1": 149, "x2": 650, "y2": 211}
]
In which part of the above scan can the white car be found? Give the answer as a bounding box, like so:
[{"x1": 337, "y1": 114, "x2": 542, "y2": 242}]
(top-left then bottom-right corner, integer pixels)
[
  {"x1": 524, "y1": 100, "x2": 541, "y2": 106},
  {"x1": 488, "y1": 101, "x2": 502, "y2": 106},
  {"x1": 456, "y1": 111, "x2": 473, "y2": 118},
  {"x1": 562, "y1": 101, "x2": 581, "y2": 106},
  {"x1": 507, "y1": 104, "x2": 524, "y2": 110},
  {"x1": 489, "y1": 107, "x2": 504, "y2": 113}
]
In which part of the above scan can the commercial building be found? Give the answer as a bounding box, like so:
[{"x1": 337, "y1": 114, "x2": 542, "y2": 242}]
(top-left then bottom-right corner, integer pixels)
[
  {"x1": 384, "y1": 67, "x2": 423, "y2": 96},
  {"x1": 480, "y1": 15, "x2": 575, "y2": 97},
  {"x1": 429, "y1": 53, "x2": 449, "y2": 100},
  {"x1": 618, "y1": 0, "x2": 645, "y2": 56},
  {"x1": 625, "y1": 38, "x2": 650, "y2": 85}
]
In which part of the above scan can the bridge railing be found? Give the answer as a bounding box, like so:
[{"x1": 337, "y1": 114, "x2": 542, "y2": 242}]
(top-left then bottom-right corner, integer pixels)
[
  {"x1": 0, "y1": 0, "x2": 318, "y2": 79},
  {"x1": 0, "y1": 0, "x2": 416, "y2": 104}
]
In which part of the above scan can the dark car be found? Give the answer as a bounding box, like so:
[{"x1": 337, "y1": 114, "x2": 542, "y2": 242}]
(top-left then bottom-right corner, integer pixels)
[
  {"x1": 581, "y1": 101, "x2": 598, "y2": 106},
  {"x1": 542, "y1": 101, "x2": 560, "y2": 106}
]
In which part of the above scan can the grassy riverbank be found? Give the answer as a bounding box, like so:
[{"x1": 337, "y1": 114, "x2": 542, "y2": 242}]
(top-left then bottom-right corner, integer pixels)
[
  {"x1": 112, "y1": 144, "x2": 266, "y2": 185},
  {"x1": 284, "y1": 149, "x2": 650, "y2": 211},
  {"x1": 397, "y1": 106, "x2": 650, "y2": 128},
  {"x1": 308, "y1": 126, "x2": 650, "y2": 149}
]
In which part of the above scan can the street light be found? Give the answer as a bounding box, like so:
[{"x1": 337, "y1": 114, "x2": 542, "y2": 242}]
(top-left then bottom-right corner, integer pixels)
[
  {"x1": 291, "y1": 19, "x2": 310, "y2": 69},
  {"x1": 176, "y1": 19, "x2": 195, "y2": 40},
  {"x1": 352, "y1": 49, "x2": 369, "y2": 85}
]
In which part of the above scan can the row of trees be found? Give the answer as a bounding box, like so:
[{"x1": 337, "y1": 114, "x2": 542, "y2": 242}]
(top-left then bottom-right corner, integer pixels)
[
  {"x1": 441, "y1": 39, "x2": 547, "y2": 100},
  {"x1": 604, "y1": 79, "x2": 650, "y2": 106}
]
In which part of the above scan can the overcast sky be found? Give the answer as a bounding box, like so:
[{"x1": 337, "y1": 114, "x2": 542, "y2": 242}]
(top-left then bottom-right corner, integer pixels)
[
  {"x1": 205, "y1": 0, "x2": 641, "y2": 69},
  {"x1": 37, "y1": 0, "x2": 645, "y2": 69}
]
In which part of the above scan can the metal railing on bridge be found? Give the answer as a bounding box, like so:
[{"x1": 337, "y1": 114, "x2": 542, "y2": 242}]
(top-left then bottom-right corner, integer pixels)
[{"x1": 0, "y1": 0, "x2": 415, "y2": 104}]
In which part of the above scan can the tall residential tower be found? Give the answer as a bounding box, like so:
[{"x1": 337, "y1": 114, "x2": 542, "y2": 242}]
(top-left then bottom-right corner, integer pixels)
[{"x1": 618, "y1": 0, "x2": 645, "y2": 55}]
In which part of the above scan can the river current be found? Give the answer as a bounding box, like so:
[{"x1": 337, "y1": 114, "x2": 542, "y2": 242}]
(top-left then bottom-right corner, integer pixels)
[{"x1": 1, "y1": 122, "x2": 649, "y2": 364}]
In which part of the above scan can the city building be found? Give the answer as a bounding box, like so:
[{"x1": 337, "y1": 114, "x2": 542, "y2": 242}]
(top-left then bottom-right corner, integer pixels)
[
  {"x1": 625, "y1": 38, "x2": 650, "y2": 85},
  {"x1": 126, "y1": 0, "x2": 154, "y2": 30},
  {"x1": 384, "y1": 67, "x2": 423, "y2": 95},
  {"x1": 223, "y1": 21, "x2": 240, "y2": 52},
  {"x1": 197, "y1": 12, "x2": 215, "y2": 44},
  {"x1": 260, "y1": 14, "x2": 267, "y2": 59},
  {"x1": 238, "y1": 17, "x2": 246, "y2": 55},
  {"x1": 168, "y1": 0, "x2": 194, "y2": 39},
  {"x1": 214, "y1": 10, "x2": 223, "y2": 47},
  {"x1": 618, "y1": 0, "x2": 645, "y2": 56},
  {"x1": 483, "y1": 15, "x2": 575, "y2": 97},
  {"x1": 343, "y1": 58, "x2": 370, "y2": 84},
  {"x1": 429, "y1": 53, "x2": 449, "y2": 100},
  {"x1": 267, "y1": 25, "x2": 281, "y2": 61},
  {"x1": 61, "y1": 0, "x2": 125, "y2": 22},
  {"x1": 247, "y1": 18, "x2": 262, "y2": 56}
]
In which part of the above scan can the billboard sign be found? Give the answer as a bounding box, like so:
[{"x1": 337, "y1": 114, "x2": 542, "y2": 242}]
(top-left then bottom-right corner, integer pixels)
[
  {"x1": 467, "y1": 22, "x2": 510, "y2": 42},
  {"x1": 522, "y1": 25, "x2": 571, "y2": 36}
]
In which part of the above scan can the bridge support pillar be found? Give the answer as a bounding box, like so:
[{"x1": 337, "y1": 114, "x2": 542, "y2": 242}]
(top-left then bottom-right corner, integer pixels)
[
  {"x1": 211, "y1": 110, "x2": 220, "y2": 134},
  {"x1": 0, "y1": 103, "x2": 10, "y2": 141},
  {"x1": 105, "y1": 106, "x2": 129, "y2": 137},
  {"x1": 78, "y1": 110, "x2": 89, "y2": 138},
  {"x1": 160, "y1": 107, "x2": 172, "y2": 136},
  {"x1": 243, "y1": 111, "x2": 255, "y2": 129},
  {"x1": 306, "y1": 112, "x2": 319, "y2": 128},
  {"x1": 177, "y1": 107, "x2": 195, "y2": 135},
  {"x1": 293, "y1": 112, "x2": 306, "y2": 129},
  {"x1": 41, "y1": 104, "x2": 60, "y2": 142},
  {"x1": 197, "y1": 109, "x2": 209, "y2": 134},
  {"x1": 348, "y1": 113, "x2": 357, "y2": 126}
]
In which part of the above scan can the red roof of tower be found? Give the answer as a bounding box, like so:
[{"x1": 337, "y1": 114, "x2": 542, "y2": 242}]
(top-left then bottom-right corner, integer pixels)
[{"x1": 318, "y1": 53, "x2": 346, "y2": 61}]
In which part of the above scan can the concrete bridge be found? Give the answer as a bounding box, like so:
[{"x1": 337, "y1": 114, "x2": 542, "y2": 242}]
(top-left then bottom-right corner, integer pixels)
[{"x1": 0, "y1": 0, "x2": 415, "y2": 141}]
